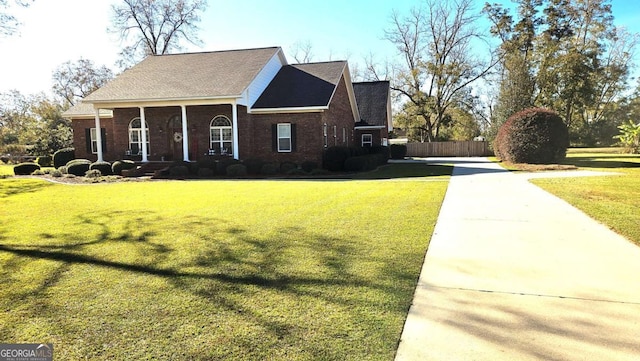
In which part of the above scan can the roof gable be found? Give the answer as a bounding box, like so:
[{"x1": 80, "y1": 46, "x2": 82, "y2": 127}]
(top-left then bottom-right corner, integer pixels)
[
  {"x1": 353, "y1": 81, "x2": 391, "y2": 128},
  {"x1": 251, "y1": 61, "x2": 346, "y2": 109},
  {"x1": 83, "y1": 47, "x2": 282, "y2": 104}
]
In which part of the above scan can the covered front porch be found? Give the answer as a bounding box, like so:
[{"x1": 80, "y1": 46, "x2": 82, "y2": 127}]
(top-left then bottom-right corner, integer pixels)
[{"x1": 90, "y1": 100, "x2": 243, "y2": 163}]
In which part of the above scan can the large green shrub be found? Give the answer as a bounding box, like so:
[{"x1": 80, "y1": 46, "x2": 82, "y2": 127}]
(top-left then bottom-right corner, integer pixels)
[
  {"x1": 344, "y1": 156, "x2": 376, "y2": 172},
  {"x1": 280, "y1": 162, "x2": 297, "y2": 174},
  {"x1": 111, "y1": 160, "x2": 136, "y2": 176},
  {"x1": 390, "y1": 144, "x2": 407, "y2": 159},
  {"x1": 53, "y1": 148, "x2": 75, "y2": 168},
  {"x1": 90, "y1": 161, "x2": 112, "y2": 176},
  {"x1": 13, "y1": 162, "x2": 41, "y2": 175},
  {"x1": 66, "y1": 159, "x2": 92, "y2": 176},
  {"x1": 494, "y1": 108, "x2": 569, "y2": 164}
]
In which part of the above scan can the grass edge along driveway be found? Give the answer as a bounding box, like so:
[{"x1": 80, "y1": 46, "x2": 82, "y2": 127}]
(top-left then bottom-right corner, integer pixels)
[
  {"x1": 528, "y1": 153, "x2": 640, "y2": 247},
  {"x1": 0, "y1": 166, "x2": 449, "y2": 360}
]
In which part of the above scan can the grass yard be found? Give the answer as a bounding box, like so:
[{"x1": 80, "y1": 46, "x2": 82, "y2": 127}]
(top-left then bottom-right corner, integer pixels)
[
  {"x1": 0, "y1": 166, "x2": 449, "y2": 360},
  {"x1": 529, "y1": 152, "x2": 640, "y2": 246}
]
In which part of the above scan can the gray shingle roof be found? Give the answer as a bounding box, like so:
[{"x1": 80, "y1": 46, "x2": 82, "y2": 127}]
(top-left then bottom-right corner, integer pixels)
[
  {"x1": 61, "y1": 102, "x2": 113, "y2": 118},
  {"x1": 353, "y1": 81, "x2": 390, "y2": 127},
  {"x1": 252, "y1": 61, "x2": 346, "y2": 109},
  {"x1": 83, "y1": 47, "x2": 281, "y2": 103}
]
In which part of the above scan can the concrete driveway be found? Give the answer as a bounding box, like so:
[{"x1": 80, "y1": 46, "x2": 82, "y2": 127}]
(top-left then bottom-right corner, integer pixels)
[{"x1": 395, "y1": 157, "x2": 640, "y2": 361}]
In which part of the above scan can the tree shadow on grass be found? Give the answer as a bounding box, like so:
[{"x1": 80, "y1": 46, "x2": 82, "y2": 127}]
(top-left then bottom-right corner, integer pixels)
[
  {"x1": 563, "y1": 155, "x2": 640, "y2": 169},
  {"x1": 0, "y1": 213, "x2": 419, "y2": 359},
  {"x1": 0, "y1": 178, "x2": 53, "y2": 199}
]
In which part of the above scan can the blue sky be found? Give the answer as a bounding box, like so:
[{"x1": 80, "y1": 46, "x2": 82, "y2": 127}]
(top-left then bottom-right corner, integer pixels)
[{"x1": 1, "y1": 0, "x2": 639, "y2": 95}]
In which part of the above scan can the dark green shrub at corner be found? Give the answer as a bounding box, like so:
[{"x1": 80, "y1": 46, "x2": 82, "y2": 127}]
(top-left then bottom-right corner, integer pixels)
[
  {"x1": 344, "y1": 156, "x2": 377, "y2": 172},
  {"x1": 13, "y1": 162, "x2": 41, "y2": 175},
  {"x1": 390, "y1": 144, "x2": 407, "y2": 159},
  {"x1": 53, "y1": 148, "x2": 75, "y2": 168},
  {"x1": 494, "y1": 108, "x2": 569, "y2": 164},
  {"x1": 323, "y1": 146, "x2": 352, "y2": 171},
  {"x1": 90, "y1": 161, "x2": 112, "y2": 176},
  {"x1": 66, "y1": 159, "x2": 91, "y2": 176},
  {"x1": 112, "y1": 160, "x2": 136, "y2": 175}
]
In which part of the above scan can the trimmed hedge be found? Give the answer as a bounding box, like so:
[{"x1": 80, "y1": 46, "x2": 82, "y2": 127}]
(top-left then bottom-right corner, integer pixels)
[
  {"x1": 66, "y1": 159, "x2": 92, "y2": 176},
  {"x1": 301, "y1": 161, "x2": 318, "y2": 173},
  {"x1": 36, "y1": 156, "x2": 52, "y2": 167},
  {"x1": 261, "y1": 163, "x2": 279, "y2": 175},
  {"x1": 13, "y1": 162, "x2": 41, "y2": 175},
  {"x1": 390, "y1": 144, "x2": 407, "y2": 159},
  {"x1": 344, "y1": 155, "x2": 378, "y2": 172},
  {"x1": 226, "y1": 164, "x2": 247, "y2": 177},
  {"x1": 53, "y1": 148, "x2": 75, "y2": 168},
  {"x1": 243, "y1": 158, "x2": 265, "y2": 175},
  {"x1": 494, "y1": 108, "x2": 569, "y2": 164},
  {"x1": 90, "y1": 161, "x2": 112, "y2": 176},
  {"x1": 280, "y1": 162, "x2": 297, "y2": 174},
  {"x1": 112, "y1": 160, "x2": 136, "y2": 176}
]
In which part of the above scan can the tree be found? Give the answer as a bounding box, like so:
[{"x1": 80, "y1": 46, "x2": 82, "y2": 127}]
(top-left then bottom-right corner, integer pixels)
[
  {"x1": 109, "y1": 0, "x2": 206, "y2": 67},
  {"x1": 0, "y1": 0, "x2": 32, "y2": 37},
  {"x1": 385, "y1": 0, "x2": 500, "y2": 142},
  {"x1": 484, "y1": 0, "x2": 637, "y2": 146},
  {"x1": 0, "y1": 91, "x2": 71, "y2": 156},
  {"x1": 52, "y1": 58, "x2": 114, "y2": 106},
  {"x1": 290, "y1": 40, "x2": 314, "y2": 63}
]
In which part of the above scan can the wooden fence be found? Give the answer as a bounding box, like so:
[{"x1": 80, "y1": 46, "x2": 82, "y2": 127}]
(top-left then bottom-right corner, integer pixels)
[{"x1": 405, "y1": 141, "x2": 492, "y2": 157}]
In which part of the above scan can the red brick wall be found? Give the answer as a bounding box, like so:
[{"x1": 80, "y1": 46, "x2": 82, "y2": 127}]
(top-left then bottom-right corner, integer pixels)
[
  {"x1": 71, "y1": 75, "x2": 359, "y2": 165},
  {"x1": 71, "y1": 117, "x2": 115, "y2": 162},
  {"x1": 323, "y1": 76, "x2": 357, "y2": 148}
]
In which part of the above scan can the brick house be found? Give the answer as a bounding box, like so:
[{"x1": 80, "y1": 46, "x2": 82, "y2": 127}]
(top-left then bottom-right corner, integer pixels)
[{"x1": 63, "y1": 46, "x2": 392, "y2": 165}]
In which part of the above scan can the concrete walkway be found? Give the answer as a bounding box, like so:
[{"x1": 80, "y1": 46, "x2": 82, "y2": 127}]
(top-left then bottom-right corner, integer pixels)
[{"x1": 395, "y1": 157, "x2": 640, "y2": 361}]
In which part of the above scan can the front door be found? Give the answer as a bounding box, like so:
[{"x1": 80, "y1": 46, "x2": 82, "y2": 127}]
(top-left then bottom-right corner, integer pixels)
[{"x1": 167, "y1": 115, "x2": 183, "y2": 161}]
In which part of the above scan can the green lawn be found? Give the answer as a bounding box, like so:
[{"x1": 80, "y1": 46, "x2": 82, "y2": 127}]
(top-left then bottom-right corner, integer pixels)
[
  {"x1": 530, "y1": 152, "x2": 640, "y2": 246},
  {"x1": 0, "y1": 167, "x2": 449, "y2": 360}
]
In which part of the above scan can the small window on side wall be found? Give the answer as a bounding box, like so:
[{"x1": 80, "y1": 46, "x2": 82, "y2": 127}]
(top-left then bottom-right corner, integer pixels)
[
  {"x1": 362, "y1": 133, "x2": 373, "y2": 147},
  {"x1": 272, "y1": 123, "x2": 296, "y2": 153}
]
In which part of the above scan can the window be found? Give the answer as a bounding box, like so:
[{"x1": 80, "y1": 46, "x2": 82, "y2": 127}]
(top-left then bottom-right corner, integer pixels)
[
  {"x1": 277, "y1": 123, "x2": 292, "y2": 152},
  {"x1": 333, "y1": 125, "x2": 337, "y2": 146},
  {"x1": 90, "y1": 128, "x2": 98, "y2": 154},
  {"x1": 86, "y1": 128, "x2": 106, "y2": 154},
  {"x1": 128, "y1": 118, "x2": 149, "y2": 155},
  {"x1": 343, "y1": 127, "x2": 347, "y2": 145},
  {"x1": 210, "y1": 115, "x2": 233, "y2": 155},
  {"x1": 362, "y1": 134, "x2": 373, "y2": 147}
]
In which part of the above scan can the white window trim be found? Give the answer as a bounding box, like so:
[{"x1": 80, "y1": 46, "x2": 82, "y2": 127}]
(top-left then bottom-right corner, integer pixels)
[
  {"x1": 362, "y1": 133, "x2": 373, "y2": 147},
  {"x1": 128, "y1": 117, "x2": 149, "y2": 155},
  {"x1": 323, "y1": 123, "x2": 328, "y2": 148},
  {"x1": 90, "y1": 128, "x2": 98, "y2": 154},
  {"x1": 277, "y1": 123, "x2": 292, "y2": 152},
  {"x1": 209, "y1": 115, "x2": 233, "y2": 155}
]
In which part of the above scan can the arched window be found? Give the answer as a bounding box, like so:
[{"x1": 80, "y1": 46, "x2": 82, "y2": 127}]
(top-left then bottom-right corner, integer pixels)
[
  {"x1": 209, "y1": 115, "x2": 233, "y2": 155},
  {"x1": 128, "y1": 118, "x2": 149, "y2": 155}
]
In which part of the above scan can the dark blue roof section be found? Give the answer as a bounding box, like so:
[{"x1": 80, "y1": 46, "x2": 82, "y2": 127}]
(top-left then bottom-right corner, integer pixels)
[{"x1": 252, "y1": 61, "x2": 346, "y2": 109}]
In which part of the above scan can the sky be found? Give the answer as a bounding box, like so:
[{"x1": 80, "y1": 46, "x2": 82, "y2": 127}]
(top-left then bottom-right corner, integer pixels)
[{"x1": 1, "y1": 0, "x2": 640, "y2": 96}]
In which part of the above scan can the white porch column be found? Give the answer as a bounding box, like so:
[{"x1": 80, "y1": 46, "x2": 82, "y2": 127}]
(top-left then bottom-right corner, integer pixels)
[
  {"x1": 181, "y1": 105, "x2": 190, "y2": 162},
  {"x1": 94, "y1": 109, "x2": 104, "y2": 162},
  {"x1": 232, "y1": 102, "x2": 239, "y2": 160},
  {"x1": 139, "y1": 107, "x2": 149, "y2": 162}
]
